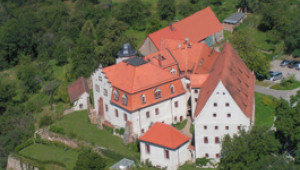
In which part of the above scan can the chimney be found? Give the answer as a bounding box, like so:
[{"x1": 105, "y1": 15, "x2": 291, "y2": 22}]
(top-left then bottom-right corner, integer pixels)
[
  {"x1": 178, "y1": 43, "x2": 181, "y2": 48},
  {"x1": 158, "y1": 54, "x2": 162, "y2": 67},
  {"x1": 169, "y1": 24, "x2": 174, "y2": 31},
  {"x1": 187, "y1": 43, "x2": 191, "y2": 48}
]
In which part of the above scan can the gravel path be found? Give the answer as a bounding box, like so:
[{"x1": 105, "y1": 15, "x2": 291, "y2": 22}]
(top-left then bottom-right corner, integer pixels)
[{"x1": 180, "y1": 116, "x2": 192, "y2": 138}]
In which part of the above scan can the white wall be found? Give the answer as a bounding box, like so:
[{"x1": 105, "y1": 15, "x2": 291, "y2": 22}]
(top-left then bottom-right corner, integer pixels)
[
  {"x1": 191, "y1": 88, "x2": 200, "y2": 120},
  {"x1": 194, "y1": 81, "x2": 251, "y2": 160},
  {"x1": 140, "y1": 141, "x2": 190, "y2": 170},
  {"x1": 73, "y1": 92, "x2": 89, "y2": 111}
]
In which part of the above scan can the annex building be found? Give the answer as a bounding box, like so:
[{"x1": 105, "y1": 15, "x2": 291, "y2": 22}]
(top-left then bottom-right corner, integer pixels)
[{"x1": 91, "y1": 7, "x2": 255, "y2": 169}]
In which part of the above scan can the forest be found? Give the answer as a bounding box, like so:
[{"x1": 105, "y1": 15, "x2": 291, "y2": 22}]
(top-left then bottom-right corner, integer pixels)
[{"x1": 0, "y1": 0, "x2": 300, "y2": 169}]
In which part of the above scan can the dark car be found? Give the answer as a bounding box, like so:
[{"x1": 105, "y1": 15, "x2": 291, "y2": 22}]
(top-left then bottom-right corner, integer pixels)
[
  {"x1": 288, "y1": 61, "x2": 300, "y2": 68},
  {"x1": 267, "y1": 71, "x2": 283, "y2": 81},
  {"x1": 280, "y1": 60, "x2": 292, "y2": 67}
]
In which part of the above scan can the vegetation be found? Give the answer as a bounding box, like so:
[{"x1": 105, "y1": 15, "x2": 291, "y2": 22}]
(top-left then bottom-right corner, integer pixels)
[
  {"x1": 254, "y1": 92, "x2": 277, "y2": 128},
  {"x1": 172, "y1": 119, "x2": 187, "y2": 130},
  {"x1": 19, "y1": 143, "x2": 79, "y2": 169},
  {"x1": 270, "y1": 75, "x2": 300, "y2": 90},
  {"x1": 74, "y1": 150, "x2": 106, "y2": 170}
]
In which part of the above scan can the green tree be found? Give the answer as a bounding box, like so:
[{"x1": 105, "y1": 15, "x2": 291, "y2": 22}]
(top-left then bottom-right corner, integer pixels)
[
  {"x1": 53, "y1": 40, "x2": 69, "y2": 66},
  {"x1": 220, "y1": 126, "x2": 280, "y2": 170},
  {"x1": 146, "y1": 16, "x2": 163, "y2": 34},
  {"x1": 116, "y1": 0, "x2": 149, "y2": 30},
  {"x1": 0, "y1": 78, "x2": 16, "y2": 114},
  {"x1": 74, "y1": 150, "x2": 106, "y2": 170},
  {"x1": 158, "y1": 0, "x2": 176, "y2": 20}
]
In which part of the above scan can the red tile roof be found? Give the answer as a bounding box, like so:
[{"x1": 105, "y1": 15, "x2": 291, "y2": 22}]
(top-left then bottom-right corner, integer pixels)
[
  {"x1": 194, "y1": 42, "x2": 255, "y2": 120},
  {"x1": 139, "y1": 122, "x2": 190, "y2": 149},
  {"x1": 68, "y1": 77, "x2": 89, "y2": 103},
  {"x1": 190, "y1": 74, "x2": 209, "y2": 88},
  {"x1": 147, "y1": 7, "x2": 223, "y2": 50},
  {"x1": 103, "y1": 61, "x2": 186, "y2": 112}
]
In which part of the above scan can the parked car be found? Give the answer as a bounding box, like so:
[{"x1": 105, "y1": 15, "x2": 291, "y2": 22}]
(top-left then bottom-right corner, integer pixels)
[
  {"x1": 267, "y1": 71, "x2": 283, "y2": 81},
  {"x1": 288, "y1": 61, "x2": 300, "y2": 68},
  {"x1": 280, "y1": 60, "x2": 292, "y2": 67},
  {"x1": 295, "y1": 63, "x2": 300, "y2": 70}
]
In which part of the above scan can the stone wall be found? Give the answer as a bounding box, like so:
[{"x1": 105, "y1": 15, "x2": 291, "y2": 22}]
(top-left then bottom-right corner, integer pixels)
[{"x1": 6, "y1": 155, "x2": 38, "y2": 170}]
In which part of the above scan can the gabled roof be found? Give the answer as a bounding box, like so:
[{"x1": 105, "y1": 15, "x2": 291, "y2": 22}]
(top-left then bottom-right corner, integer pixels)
[
  {"x1": 194, "y1": 42, "x2": 255, "y2": 119},
  {"x1": 144, "y1": 49, "x2": 177, "y2": 69},
  {"x1": 190, "y1": 74, "x2": 209, "y2": 88},
  {"x1": 102, "y1": 59, "x2": 179, "y2": 93},
  {"x1": 68, "y1": 77, "x2": 89, "y2": 103},
  {"x1": 147, "y1": 7, "x2": 223, "y2": 50},
  {"x1": 139, "y1": 122, "x2": 190, "y2": 150}
]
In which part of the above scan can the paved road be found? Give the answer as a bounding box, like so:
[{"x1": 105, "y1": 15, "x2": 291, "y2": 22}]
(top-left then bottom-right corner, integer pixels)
[{"x1": 255, "y1": 85, "x2": 300, "y2": 101}]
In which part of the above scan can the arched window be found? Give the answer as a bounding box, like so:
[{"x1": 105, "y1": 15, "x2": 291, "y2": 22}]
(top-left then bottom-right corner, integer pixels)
[
  {"x1": 122, "y1": 94, "x2": 128, "y2": 106},
  {"x1": 154, "y1": 88, "x2": 162, "y2": 99},
  {"x1": 170, "y1": 85, "x2": 175, "y2": 94},
  {"x1": 113, "y1": 90, "x2": 119, "y2": 101},
  {"x1": 141, "y1": 94, "x2": 146, "y2": 104}
]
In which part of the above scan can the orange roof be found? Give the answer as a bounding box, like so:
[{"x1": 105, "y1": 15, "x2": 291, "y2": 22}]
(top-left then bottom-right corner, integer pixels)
[
  {"x1": 139, "y1": 122, "x2": 190, "y2": 149},
  {"x1": 144, "y1": 49, "x2": 177, "y2": 69},
  {"x1": 68, "y1": 77, "x2": 89, "y2": 103},
  {"x1": 170, "y1": 43, "x2": 220, "y2": 75},
  {"x1": 147, "y1": 7, "x2": 223, "y2": 50},
  {"x1": 194, "y1": 42, "x2": 255, "y2": 120},
  {"x1": 190, "y1": 74, "x2": 209, "y2": 88},
  {"x1": 103, "y1": 58, "x2": 186, "y2": 112}
]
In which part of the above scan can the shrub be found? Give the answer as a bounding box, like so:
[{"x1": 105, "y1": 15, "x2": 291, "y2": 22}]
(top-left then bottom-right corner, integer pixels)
[
  {"x1": 196, "y1": 157, "x2": 210, "y2": 167},
  {"x1": 103, "y1": 124, "x2": 113, "y2": 134},
  {"x1": 127, "y1": 141, "x2": 139, "y2": 152},
  {"x1": 49, "y1": 125, "x2": 65, "y2": 135},
  {"x1": 115, "y1": 128, "x2": 125, "y2": 135},
  {"x1": 39, "y1": 115, "x2": 53, "y2": 127},
  {"x1": 68, "y1": 132, "x2": 77, "y2": 139},
  {"x1": 15, "y1": 139, "x2": 34, "y2": 152}
]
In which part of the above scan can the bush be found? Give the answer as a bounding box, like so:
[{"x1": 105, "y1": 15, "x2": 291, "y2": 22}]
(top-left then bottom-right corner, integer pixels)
[
  {"x1": 68, "y1": 132, "x2": 77, "y2": 139},
  {"x1": 39, "y1": 115, "x2": 53, "y2": 127},
  {"x1": 127, "y1": 141, "x2": 139, "y2": 152},
  {"x1": 196, "y1": 157, "x2": 210, "y2": 167},
  {"x1": 49, "y1": 125, "x2": 65, "y2": 135},
  {"x1": 15, "y1": 139, "x2": 34, "y2": 152},
  {"x1": 115, "y1": 128, "x2": 125, "y2": 135},
  {"x1": 103, "y1": 124, "x2": 113, "y2": 134}
]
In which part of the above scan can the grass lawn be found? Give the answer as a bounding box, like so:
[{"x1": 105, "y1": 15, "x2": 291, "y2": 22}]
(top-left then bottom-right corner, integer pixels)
[
  {"x1": 256, "y1": 80, "x2": 273, "y2": 87},
  {"x1": 19, "y1": 143, "x2": 79, "y2": 169},
  {"x1": 255, "y1": 92, "x2": 277, "y2": 128},
  {"x1": 52, "y1": 110, "x2": 139, "y2": 160},
  {"x1": 270, "y1": 81, "x2": 300, "y2": 90},
  {"x1": 172, "y1": 119, "x2": 187, "y2": 130}
]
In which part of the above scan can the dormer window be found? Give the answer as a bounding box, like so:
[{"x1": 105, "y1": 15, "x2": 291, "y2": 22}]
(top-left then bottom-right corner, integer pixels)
[
  {"x1": 170, "y1": 85, "x2": 175, "y2": 94},
  {"x1": 122, "y1": 94, "x2": 128, "y2": 106},
  {"x1": 113, "y1": 90, "x2": 119, "y2": 101},
  {"x1": 169, "y1": 68, "x2": 176, "y2": 75},
  {"x1": 141, "y1": 94, "x2": 146, "y2": 104},
  {"x1": 154, "y1": 88, "x2": 162, "y2": 99}
]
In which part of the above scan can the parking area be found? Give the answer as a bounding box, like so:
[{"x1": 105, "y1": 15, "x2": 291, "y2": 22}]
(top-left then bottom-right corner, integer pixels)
[{"x1": 271, "y1": 60, "x2": 300, "y2": 81}]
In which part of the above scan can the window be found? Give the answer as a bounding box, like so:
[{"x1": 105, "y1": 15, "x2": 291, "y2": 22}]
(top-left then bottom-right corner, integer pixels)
[
  {"x1": 213, "y1": 113, "x2": 217, "y2": 117},
  {"x1": 174, "y1": 101, "x2": 178, "y2": 108},
  {"x1": 113, "y1": 90, "x2": 119, "y2": 101},
  {"x1": 205, "y1": 153, "x2": 209, "y2": 158},
  {"x1": 194, "y1": 89, "x2": 198, "y2": 93},
  {"x1": 204, "y1": 125, "x2": 207, "y2": 130},
  {"x1": 225, "y1": 126, "x2": 229, "y2": 130},
  {"x1": 164, "y1": 150, "x2": 169, "y2": 159},
  {"x1": 154, "y1": 88, "x2": 162, "y2": 99},
  {"x1": 124, "y1": 114, "x2": 128, "y2": 121},
  {"x1": 216, "y1": 154, "x2": 220, "y2": 158},
  {"x1": 223, "y1": 92, "x2": 225, "y2": 95},
  {"x1": 194, "y1": 98, "x2": 198, "y2": 102},
  {"x1": 186, "y1": 83, "x2": 190, "y2": 89},
  {"x1": 122, "y1": 94, "x2": 128, "y2": 106},
  {"x1": 155, "y1": 108, "x2": 159, "y2": 115},
  {"x1": 141, "y1": 94, "x2": 146, "y2": 104},
  {"x1": 215, "y1": 137, "x2": 220, "y2": 144},
  {"x1": 105, "y1": 104, "x2": 108, "y2": 112},
  {"x1": 174, "y1": 116, "x2": 177, "y2": 122},
  {"x1": 79, "y1": 104, "x2": 83, "y2": 109},
  {"x1": 204, "y1": 137, "x2": 208, "y2": 143},
  {"x1": 98, "y1": 76, "x2": 102, "y2": 81},
  {"x1": 180, "y1": 116, "x2": 183, "y2": 122},
  {"x1": 146, "y1": 111, "x2": 150, "y2": 118},
  {"x1": 95, "y1": 84, "x2": 100, "y2": 92},
  {"x1": 104, "y1": 89, "x2": 108, "y2": 96},
  {"x1": 225, "y1": 102, "x2": 230, "y2": 107},
  {"x1": 237, "y1": 126, "x2": 241, "y2": 130},
  {"x1": 141, "y1": 129, "x2": 145, "y2": 133},
  {"x1": 146, "y1": 144, "x2": 150, "y2": 154},
  {"x1": 115, "y1": 109, "x2": 119, "y2": 117},
  {"x1": 227, "y1": 113, "x2": 231, "y2": 117},
  {"x1": 215, "y1": 126, "x2": 218, "y2": 130},
  {"x1": 170, "y1": 85, "x2": 175, "y2": 94},
  {"x1": 213, "y1": 102, "x2": 217, "y2": 107}
]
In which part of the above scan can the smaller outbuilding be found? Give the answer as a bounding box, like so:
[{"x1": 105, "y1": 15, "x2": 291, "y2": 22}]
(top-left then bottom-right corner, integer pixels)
[
  {"x1": 223, "y1": 12, "x2": 246, "y2": 32},
  {"x1": 139, "y1": 122, "x2": 191, "y2": 170},
  {"x1": 116, "y1": 43, "x2": 137, "y2": 64},
  {"x1": 109, "y1": 158, "x2": 135, "y2": 170},
  {"x1": 68, "y1": 77, "x2": 90, "y2": 111}
]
